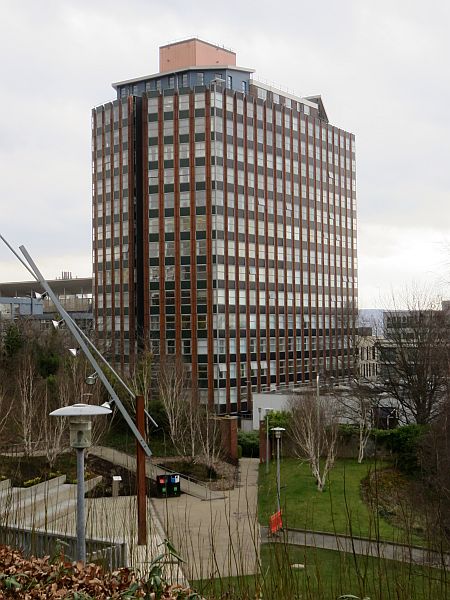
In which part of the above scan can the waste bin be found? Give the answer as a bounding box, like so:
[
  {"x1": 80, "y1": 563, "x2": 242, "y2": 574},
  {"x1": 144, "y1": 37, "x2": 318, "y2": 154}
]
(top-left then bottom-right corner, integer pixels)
[
  {"x1": 167, "y1": 474, "x2": 181, "y2": 497},
  {"x1": 156, "y1": 474, "x2": 181, "y2": 498}
]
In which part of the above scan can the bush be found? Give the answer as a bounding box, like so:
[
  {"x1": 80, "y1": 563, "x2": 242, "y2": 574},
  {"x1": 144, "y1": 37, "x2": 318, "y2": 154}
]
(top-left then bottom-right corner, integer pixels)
[
  {"x1": 238, "y1": 431, "x2": 259, "y2": 457},
  {"x1": 23, "y1": 477, "x2": 42, "y2": 488},
  {"x1": 267, "y1": 410, "x2": 290, "y2": 430},
  {"x1": 371, "y1": 424, "x2": 427, "y2": 475},
  {"x1": 146, "y1": 400, "x2": 169, "y2": 435}
]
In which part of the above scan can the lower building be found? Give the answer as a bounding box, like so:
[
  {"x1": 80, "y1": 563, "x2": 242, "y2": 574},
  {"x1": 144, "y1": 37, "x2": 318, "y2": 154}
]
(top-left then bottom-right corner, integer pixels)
[{"x1": 0, "y1": 276, "x2": 93, "y2": 334}]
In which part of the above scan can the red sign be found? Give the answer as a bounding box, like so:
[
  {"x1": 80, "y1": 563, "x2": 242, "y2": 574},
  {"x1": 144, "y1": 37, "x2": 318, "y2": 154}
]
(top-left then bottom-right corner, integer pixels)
[{"x1": 269, "y1": 510, "x2": 283, "y2": 534}]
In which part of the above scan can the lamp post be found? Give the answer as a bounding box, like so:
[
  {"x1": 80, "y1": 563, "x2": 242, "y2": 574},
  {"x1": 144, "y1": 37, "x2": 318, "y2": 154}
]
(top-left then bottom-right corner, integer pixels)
[
  {"x1": 271, "y1": 426, "x2": 285, "y2": 513},
  {"x1": 265, "y1": 408, "x2": 273, "y2": 475},
  {"x1": 50, "y1": 403, "x2": 111, "y2": 563}
]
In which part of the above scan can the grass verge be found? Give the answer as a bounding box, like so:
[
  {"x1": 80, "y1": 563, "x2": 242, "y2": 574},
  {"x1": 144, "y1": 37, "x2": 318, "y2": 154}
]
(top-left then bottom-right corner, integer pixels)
[
  {"x1": 193, "y1": 544, "x2": 450, "y2": 600},
  {"x1": 258, "y1": 458, "x2": 422, "y2": 544}
]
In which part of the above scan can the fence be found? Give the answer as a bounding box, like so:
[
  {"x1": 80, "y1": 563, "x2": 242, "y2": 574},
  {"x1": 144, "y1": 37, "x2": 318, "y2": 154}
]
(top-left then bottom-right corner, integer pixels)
[{"x1": 0, "y1": 524, "x2": 128, "y2": 571}]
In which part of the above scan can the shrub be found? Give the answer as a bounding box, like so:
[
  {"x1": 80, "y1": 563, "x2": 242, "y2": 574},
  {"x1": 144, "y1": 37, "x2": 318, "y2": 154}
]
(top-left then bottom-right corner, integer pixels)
[
  {"x1": 371, "y1": 424, "x2": 427, "y2": 475},
  {"x1": 267, "y1": 410, "x2": 290, "y2": 430},
  {"x1": 23, "y1": 477, "x2": 42, "y2": 488},
  {"x1": 238, "y1": 431, "x2": 259, "y2": 457}
]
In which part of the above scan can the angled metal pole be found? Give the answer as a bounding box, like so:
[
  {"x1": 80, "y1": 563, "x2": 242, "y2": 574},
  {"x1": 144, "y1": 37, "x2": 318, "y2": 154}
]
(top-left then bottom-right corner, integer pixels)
[
  {"x1": 0, "y1": 234, "x2": 37, "y2": 279},
  {"x1": 19, "y1": 244, "x2": 152, "y2": 457},
  {"x1": 136, "y1": 395, "x2": 147, "y2": 545},
  {"x1": 0, "y1": 235, "x2": 137, "y2": 403}
]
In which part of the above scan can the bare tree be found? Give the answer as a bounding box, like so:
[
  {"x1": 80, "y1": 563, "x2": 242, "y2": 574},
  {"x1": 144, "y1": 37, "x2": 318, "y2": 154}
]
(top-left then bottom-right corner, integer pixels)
[
  {"x1": 0, "y1": 382, "x2": 12, "y2": 442},
  {"x1": 126, "y1": 348, "x2": 154, "y2": 426},
  {"x1": 157, "y1": 356, "x2": 224, "y2": 465},
  {"x1": 379, "y1": 292, "x2": 449, "y2": 424},
  {"x1": 193, "y1": 407, "x2": 223, "y2": 469},
  {"x1": 43, "y1": 384, "x2": 68, "y2": 469},
  {"x1": 333, "y1": 387, "x2": 376, "y2": 463},
  {"x1": 418, "y1": 393, "x2": 450, "y2": 543},
  {"x1": 158, "y1": 356, "x2": 194, "y2": 457},
  {"x1": 14, "y1": 353, "x2": 42, "y2": 455},
  {"x1": 287, "y1": 391, "x2": 339, "y2": 491}
]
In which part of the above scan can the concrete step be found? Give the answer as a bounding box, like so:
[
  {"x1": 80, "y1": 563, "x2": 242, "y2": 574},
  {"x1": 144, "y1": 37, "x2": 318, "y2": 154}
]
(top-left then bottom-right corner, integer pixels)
[
  {"x1": 0, "y1": 479, "x2": 11, "y2": 492},
  {"x1": 0, "y1": 476, "x2": 67, "y2": 517},
  {"x1": 1, "y1": 476, "x2": 102, "y2": 528},
  {"x1": 90, "y1": 446, "x2": 226, "y2": 501}
]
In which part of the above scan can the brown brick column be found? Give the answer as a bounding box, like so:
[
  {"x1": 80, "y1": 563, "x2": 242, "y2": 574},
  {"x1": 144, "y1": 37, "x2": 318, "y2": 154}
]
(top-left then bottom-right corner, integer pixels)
[
  {"x1": 259, "y1": 422, "x2": 272, "y2": 464},
  {"x1": 219, "y1": 416, "x2": 238, "y2": 463}
]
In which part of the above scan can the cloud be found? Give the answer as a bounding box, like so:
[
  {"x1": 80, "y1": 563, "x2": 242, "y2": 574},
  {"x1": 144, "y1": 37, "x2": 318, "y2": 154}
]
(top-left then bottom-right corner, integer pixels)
[{"x1": 0, "y1": 0, "x2": 448, "y2": 307}]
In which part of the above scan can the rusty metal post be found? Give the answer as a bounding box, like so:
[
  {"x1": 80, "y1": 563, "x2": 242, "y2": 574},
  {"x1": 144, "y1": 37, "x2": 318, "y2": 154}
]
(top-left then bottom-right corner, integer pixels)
[{"x1": 136, "y1": 395, "x2": 147, "y2": 545}]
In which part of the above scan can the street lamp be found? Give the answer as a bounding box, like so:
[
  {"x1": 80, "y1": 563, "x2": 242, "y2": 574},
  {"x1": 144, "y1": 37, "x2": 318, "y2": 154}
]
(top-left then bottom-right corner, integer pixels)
[
  {"x1": 50, "y1": 402, "x2": 111, "y2": 563},
  {"x1": 85, "y1": 372, "x2": 98, "y2": 386},
  {"x1": 271, "y1": 426, "x2": 285, "y2": 513},
  {"x1": 265, "y1": 408, "x2": 273, "y2": 475}
]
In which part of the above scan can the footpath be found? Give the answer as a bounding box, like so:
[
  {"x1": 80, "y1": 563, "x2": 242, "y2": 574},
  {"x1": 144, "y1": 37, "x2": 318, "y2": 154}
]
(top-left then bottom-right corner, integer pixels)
[
  {"x1": 261, "y1": 526, "x2": 450, "y2": 569},
  {"x1": 151, "y1": 457, "x2": 260, "y2": 580},
  {"x1": 90, "y1": 446, "x2": 260, "y2": 580}
]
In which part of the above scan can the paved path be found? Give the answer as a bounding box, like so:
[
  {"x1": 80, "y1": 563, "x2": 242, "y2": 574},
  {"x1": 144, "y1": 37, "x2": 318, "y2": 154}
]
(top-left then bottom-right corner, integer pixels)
[
  {"x1": 90, "y1": 447, "x2": 260, "y2": 580},
  {"x1": 50, "y1": 495, "x2": 187, "y2": 584},
  {"x1": 151, "y1": 458, "x2": 260, "y2": 580},
  {"x1": 261, "y1": 526, "x2": 450, "y2": 569}
]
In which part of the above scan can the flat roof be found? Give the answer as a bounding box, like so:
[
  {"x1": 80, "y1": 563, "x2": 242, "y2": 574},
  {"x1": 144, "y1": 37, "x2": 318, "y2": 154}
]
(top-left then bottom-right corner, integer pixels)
[
  {"x1": 112, "y1": 65, "x2": 255, "y2": 90},
  {"x1": 159, "y1": 37, "x2": 236, "y2": 55},
  {"x1": 0, "y1": 277, "x2": 92, "y2": 297},
  {"x1": 250, "y1": 79, "x2": 319, "y2": 109}
]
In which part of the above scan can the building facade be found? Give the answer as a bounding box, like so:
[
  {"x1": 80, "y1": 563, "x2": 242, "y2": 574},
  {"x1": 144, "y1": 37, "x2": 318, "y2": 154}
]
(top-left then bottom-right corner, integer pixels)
[{"x1": 92, "y1": 38, "x2": 357, "y2": 414}]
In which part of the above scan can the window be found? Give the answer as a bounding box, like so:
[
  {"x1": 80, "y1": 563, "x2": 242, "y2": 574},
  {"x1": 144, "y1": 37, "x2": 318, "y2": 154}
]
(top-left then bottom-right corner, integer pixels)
[
  {"x1": 168, "y1": 76, "x2": 175, "y2": 89},
  {"x1": 196, "y1": 72, "x2": 204, "y2": 86},
  {"x1": 241, "y1": 80, "x2": 247, "y2": 94},
  {"x1": 227, "y1": 75, "x2": 232, "y2": 89}
]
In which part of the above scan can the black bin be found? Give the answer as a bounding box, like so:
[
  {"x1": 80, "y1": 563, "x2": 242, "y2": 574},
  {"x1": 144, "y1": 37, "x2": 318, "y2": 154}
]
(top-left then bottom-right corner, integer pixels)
[{"x1": 156, "y1": 474, "x2": 181, "y2": 498}]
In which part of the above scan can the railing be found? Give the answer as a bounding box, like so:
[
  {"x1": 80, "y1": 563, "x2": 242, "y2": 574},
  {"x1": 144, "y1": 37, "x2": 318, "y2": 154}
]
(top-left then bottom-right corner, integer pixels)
[
  {"x1": 0, "y1": 442, "x2": 51, "y2": 458},
  {"x1": 0, "y1": 524, "x2": 128, "y2": 571}
]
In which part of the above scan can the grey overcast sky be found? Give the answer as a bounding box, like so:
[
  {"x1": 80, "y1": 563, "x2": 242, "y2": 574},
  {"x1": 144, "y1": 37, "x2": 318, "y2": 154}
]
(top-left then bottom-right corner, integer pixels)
[{"x1": 1, "y1": 0, "x2": 449, "y2": 307}]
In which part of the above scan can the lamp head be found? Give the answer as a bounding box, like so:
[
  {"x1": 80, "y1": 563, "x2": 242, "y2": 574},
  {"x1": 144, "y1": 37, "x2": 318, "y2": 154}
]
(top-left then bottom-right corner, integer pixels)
[
  {"x1": 270, "y1": 426, "x2": 286, "y2": 439},
  {"x1": 50, "y1": 402, "x2": 111, "y2": 449},
  {"x1": 85, "y1": 373, "x2": 98, "y2": 386},
  {"x1": 33, "y1": 291, "x2": 48, "y2": 300}
]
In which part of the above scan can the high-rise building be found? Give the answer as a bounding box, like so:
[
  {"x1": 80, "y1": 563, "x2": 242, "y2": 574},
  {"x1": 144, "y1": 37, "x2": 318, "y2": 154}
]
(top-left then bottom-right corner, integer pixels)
[{"x1": 92, "y1": 38, "x2": 357, "y2": 414}]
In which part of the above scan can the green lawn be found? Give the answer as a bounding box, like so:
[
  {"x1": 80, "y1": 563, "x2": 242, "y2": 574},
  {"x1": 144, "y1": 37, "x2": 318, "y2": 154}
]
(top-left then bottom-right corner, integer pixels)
[
  {"x1": 259, "y1": 458, "x2": 420, "y2": 544},
  {"x1": 193, "y1": 544, "x2": 450, "y2": 600}
]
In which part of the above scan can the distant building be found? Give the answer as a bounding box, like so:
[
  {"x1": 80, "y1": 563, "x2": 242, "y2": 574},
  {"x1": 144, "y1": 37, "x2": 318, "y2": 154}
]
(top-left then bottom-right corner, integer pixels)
[
  {"x1": 92, "y1": 37, "x2": 358, "y2": 414},
  {"x1": 357, "y1": 327, "x2": 380, "y2": 382},
  {"x1": 0, "y1": 296, "x2": 43, "y2": 321},
  {"x1": 0, "y1": 276, "x2": 93, "y2": 334}
]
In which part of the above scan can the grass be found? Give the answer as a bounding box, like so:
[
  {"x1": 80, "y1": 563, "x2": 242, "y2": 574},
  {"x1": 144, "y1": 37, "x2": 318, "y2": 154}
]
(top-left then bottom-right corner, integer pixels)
[
  {"x1": 259, "y1": 458, "x2": 422, "y2": 544},
  {"x1": 193, "y1": 544, "x2": 450, "y2": 600}
]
